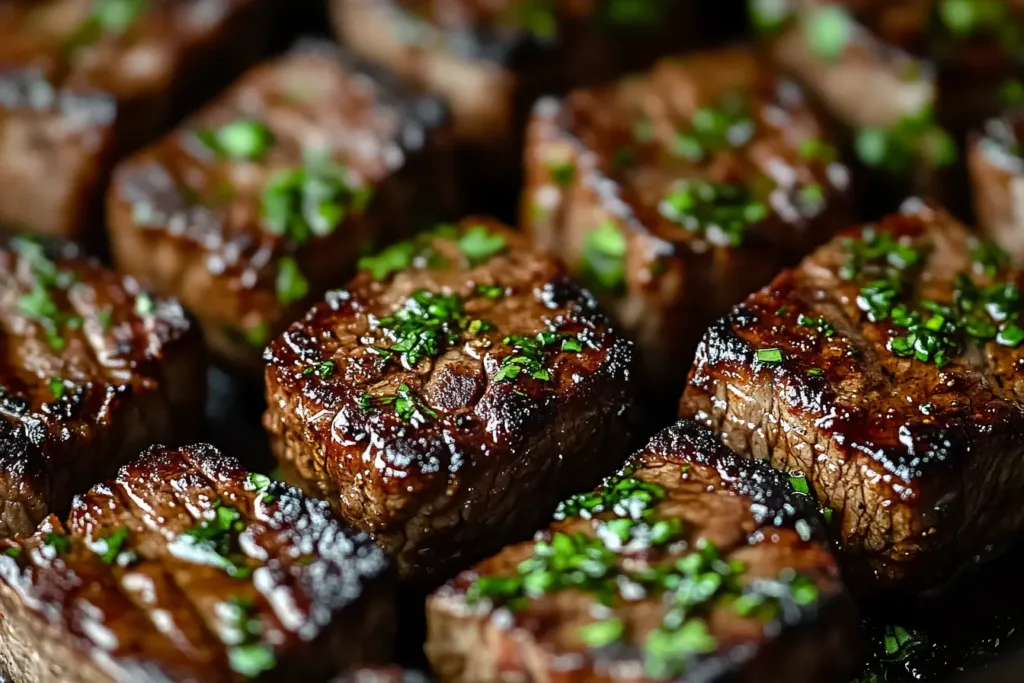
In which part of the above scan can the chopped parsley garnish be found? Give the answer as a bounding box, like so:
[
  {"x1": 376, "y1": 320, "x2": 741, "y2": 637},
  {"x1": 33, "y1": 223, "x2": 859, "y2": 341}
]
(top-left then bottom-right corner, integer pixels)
[
  {"x1": 242, "y1": 322, "x2": 270, "y2": 347},
  {"x1": 13, "y1": 239, "x2": 80, "y2": 350},
  {"x1": 135, "y1": 293, "x2": 155, "y2": 316},
  {"x1": 3, "y1": 547, "x2": 21, "y2": 560},
  {"x1": 938, "y1": 0, "x2": 1021, "y2": 46},
  {"x1": 798, "y1": 314, "x2": 836, "y2": 337},
  {"x1": 580, "y1": 221, "x2": 627, "y2": 292},
  {"x1": 804, "y1": 4, "x2": 852, "y2": 61},
  {"x1": 48, "y1": 378, "x2": 66, "y2": 400},
  {"x1": 855, "y1": 108, "x2": 957, "y2": 175},
  {"x1": 92, "y1": 526, "x2": 132, "y2": 565},
  {"x1": 789, "y1": 473, "x2": 810, "y2": 495},
  {"x1": 361, "y1": 384, "x2": 437, "y2": 426},
  {"x1": 458, "y1": 225, "x2": 507, "y2": 266},
  {"x1": 798, "y1": 137, "x2": 837, "y2": 163},
  {"x1": 508, "y1": 0, "x2": 557, "y2": 40},
  {"x1": 883, "y1": 624, "x2": 925, "y2": 661},
  {"x1": 171, "y1": 501, "x2": 251, "y2": 578},
  {"x1": 756, "y1": 348, "x2": 783, "y2": 364},
  {"x1": 197, "y1": 119, "x2": 275, "y2": 161},
  {"x1": 359, "y1": 241, "x2": 416, "y2": 280},
  {"x1": 822, "y1": 507, "x2": 833, "y2": 524},
  {"x1": 43, "y1": 532, "x2": 70, "y2": 555},
  {"x1": 221, "y1": 597, "x2": 276, "y2": 677},
  {"x1": 261, "y1": 152, "x2": 371, "y2": 244},
  {"x1": 546, "y1": 160, "x2": 576, "y2": 187},
  {"x1": 599, "y1": 0, "x2": 668, "y2": 27},
  {"x1": 807, "y1": 367, "x2": 824, "y2": 377},
  {"x1": 476, "y1": 283, "x2": 505, "y2": 299},
  {"x1": 372, "y1": 291, "x2": 468, "y2": 368},
  {"x1": 275, "y1": 257, "x2": 309, "y2": 305},
  {"x1": 247, "y1": 473, "x2": 275, "y2": 504},
  {"x1": 302, "y1": 360, "x2": 335, "y2": 379},
  {"x1": 494, "y1": 331, "x2": 580, "y2": 383},
  {"x1": 96, "y1": 309, "x2": 114, "y2": 331},
  {"x1": 672, "y1": 91, "x2": 755, "y2": 162},
  {"x1": 1002, "y1": 80, "x2": 1024, "y2": 108},
  {"x1": 970, "y1": 240, "x2": 1010, "y2": 277},
  {"x1": 750, "y1": 0, "x2": 793, "y2": 33},
  {"x1": 798, "y1": 183, "x2": 826, "y2": 215},
  {"x1": 660, "y1": 180, "x2": 768, "y2": 247},
  {"x1": 578, "y1": 618, "x2": 624, "y2": 648},
  {"x1": 65, "y1": 0, "x2": 146, "y2": 50}
]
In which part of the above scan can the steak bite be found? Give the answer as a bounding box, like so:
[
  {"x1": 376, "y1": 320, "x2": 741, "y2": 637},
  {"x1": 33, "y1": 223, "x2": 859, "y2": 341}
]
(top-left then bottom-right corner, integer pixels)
[
  {"x1": 758, "y1": 0, "x2": 1024, "y2": 213},
  {"x1": 968, "y1": 108, "x2": 1024, "y2": 263},
  {"x1": 263, "y1": 218, "x2": 636, "y2": 582},
  {"x1": 108, "y1": 41, "x2": 456, "y2": 376},
  {"x1": 426, "y1": 420, "x2": 857, "y2": 683},
  {"x1": 0, "y1": 0, "x2": 273, "y2": 241},
  {"x1": 332, "y1": 668, "x2": 431, "y2": 683},
  {"x1": 0, "y1": 233, "x2": 204, "y2": 539},
  {"x1": 0, "y1": 443, "x2": 393, "y2": 683},
  {"x1": 522, "y1": 48, "x2": 852, "y2": 402},
  {"x1": 680, "y1": 200, "x2": 1024, "y2": 591},
  {"x1": 328, "y1": 0, "x2": 699, "y2": 206}
]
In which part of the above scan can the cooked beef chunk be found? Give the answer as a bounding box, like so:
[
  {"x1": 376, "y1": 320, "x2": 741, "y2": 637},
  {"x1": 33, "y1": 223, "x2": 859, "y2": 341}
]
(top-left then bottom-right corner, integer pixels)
[
  {"x1": 328, "y1": 0, "x2": 699, "y2": 208},
  {"x1": 0, "y1": 443, "x2": 393, "y2": 683},
  {"x1": 333, "y1": 668, "x2": 431, "y2": 683},
  {"x1": 263, "y1": 218, "x2": 636, "y2": 582},
  {"x1": 758, "y1": 0, "x2": 1023, "y2": 214},
  {"x1": 0, "y1": 233, "x2": 204, "y2": 539},
  {"x1": 968, "y1": 108, "x2": 1024, "y2": 263},
  {"x1": 426, "y1": 419, "x2": 857, "y2": 683},
  {"x1": 522, "y1": 47, "x2": 852, "y2": 404},
  {"x1": 108, "y1": 40, "x2": 457, "y2": 376},
  {"x1": 681, "y1": 199, "x2": 1024, "y2": 591},
  {"x1": 0, "y1": 0, "x2": 273, "y2": 241}
]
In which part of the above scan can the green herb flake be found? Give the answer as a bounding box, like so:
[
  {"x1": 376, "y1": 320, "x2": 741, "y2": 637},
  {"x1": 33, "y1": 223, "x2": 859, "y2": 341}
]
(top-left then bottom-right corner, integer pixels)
[
  {"x1": 970, "y1": 240, "x2": 1010, "y2": 277},
  {"x1": 822, "y1": 507, "x2": 833, "y2": 524},
  {"x1": 660, "y1": 179, "x2": 767, "y2": 247},
  {"x1": 856, "y1": 108, "x2": 957, "y2": 175},
  {"x1": 172, "y1": 501, "x2": 251, "y2": 579},
  {"x1": 93, "y1": 526, "x2": 130, "y2": 565},
  {"x1": 805, "y1": 4, "x2": 852, "y2": 62},
  {"x1": 789, "y1": 473, "x2": 810, "y2": 495},
  {"x1": 580, "y1": 221, "x2": 627, "y2": 292},
  {"x1": 578, "y1": 618, "x2": 624, "y2": 648},
  {"x1": 883, "y1": 624, "x2": 924, "y2": 661},
  {"x1": 3, "y1": 546, "x2": 21, "y2": 560},
  {"x1": 798, "y1": 137, "x2": 837, "y2": 163},
  {"x1": 198, "y1": 119, "x2": 275, "y2": 161},
  {"x1": 242, "y1": 322, "x2": 270, "y2": 348},
  {"x1": 756, "y1": 348, "x2": 783, "y2": 364},
  {"x1": 275, "y1": 257, "x2": 309, "y2": 305},
  {"x1": 135, "y1": 293, "x2": 155, "y2": 317},
  {"x1": 458, "y1": 225, "x2": 507, "y2": 266},
  {"x1": 807, "y1": 368, "x2": 824, "y2": 377},
  {"x1": 48, "y1": 377, "x2": 66, "y2": 400},
  {"x1": 302, "y1": 360, "x2": 336, "y2": 379},
  {"x1": 547, "y1": 159, "x2": 576, "y2": 187},
  {"x1": 476, "y1": 283, "x2": 505, "y2": 299},
  {"x1": 43, "y1": 532, "x2": 70, "y2": 555},
  {"x1": 797, "y1": 314, "x2": 836, "y2": 338}
]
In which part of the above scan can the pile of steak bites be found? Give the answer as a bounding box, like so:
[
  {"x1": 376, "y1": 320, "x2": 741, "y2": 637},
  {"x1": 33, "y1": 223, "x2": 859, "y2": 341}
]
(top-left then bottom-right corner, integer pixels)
[{"x1": 0, "y1": 2, "x2": 1021, "y2": 682}]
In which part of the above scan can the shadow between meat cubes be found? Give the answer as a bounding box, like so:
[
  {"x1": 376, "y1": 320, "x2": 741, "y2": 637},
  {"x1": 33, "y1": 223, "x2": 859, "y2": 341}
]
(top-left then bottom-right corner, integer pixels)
[
  {"x1": 0, "y1": 443, "x2": 393, "y2": 683},
  {"x1": 0, "y1": 0, "x2": 275, "y2": 243},
  {"x1": 682, "y1": 199, "x2": 1024, "y2": 592},
  {"x1": 522, "y1": 47, "x2": 854, "y2": 406},
  {"x1": 262, "y1": 218, "x2": 636, "y2": 583},
  {"x1": 108, "y1": 39, "x2": 457, "y2": 378},
  {"x1": 427, "y1": 420, "x2": 857, "y2": 683}
]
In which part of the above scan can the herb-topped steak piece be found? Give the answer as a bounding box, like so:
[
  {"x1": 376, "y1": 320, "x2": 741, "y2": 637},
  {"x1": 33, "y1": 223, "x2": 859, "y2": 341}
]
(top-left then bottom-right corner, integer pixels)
[
  {"x1": 523, "y1": 47, "x2": 852, "y2": 404},
  {"x1": 108, "y1": 40, "x2": 456, "y2": 376},
  {"x1": 263, "y1": 218, "x2": 636, "y2": 582},
  {"x1": 0, "y1": 443, "x2": 393, "y2": 683},
  {"x1": 426, "y1": 420, "x2": 857, "y2": 683},
  {"x1": 328, "y1": 0, "x2": 699, "y2": 208},
  {"x1": 757, "y1": 0, "x2": 1024, "y2": 214},
  {"x1": 968, "y1": 108, "x2": 1024, "y2": 263},
  {"x1": 0, "y1": 233, "x2": 204, "y2": 539},
  {"x1": 681, "y1": 200, "x2": 1024, "y2": 591},
  {"x1": 0, "y1": 0, "x2": 272, "y2": 240}
]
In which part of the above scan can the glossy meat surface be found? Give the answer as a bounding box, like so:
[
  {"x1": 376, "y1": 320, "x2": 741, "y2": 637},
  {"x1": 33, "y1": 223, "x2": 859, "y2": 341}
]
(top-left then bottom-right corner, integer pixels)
[
  {"x1": 0, "y1": 443, "x2": 393, "y2": 683},
  {"x1": 681, "y1": 200, "x2": 1024, "y2": 590},
  {"x1": 0, "y1": 0, "x2": 272, "y2": 239},
  {"x1": 426, "y1": 420, "x2": 857, "y2": 683},
  {"x1": 263, "y1": 218, "x2": 636, "y2": 582},
  {"x1": 0, "y1": 233, "x2": 204, "y2": 539},
  {"x1": 523, "y1": 47, "x2": 852, "y2": 403},
  {"x1": 109, "y1": 40, "x2": 455, "y2": 375}
]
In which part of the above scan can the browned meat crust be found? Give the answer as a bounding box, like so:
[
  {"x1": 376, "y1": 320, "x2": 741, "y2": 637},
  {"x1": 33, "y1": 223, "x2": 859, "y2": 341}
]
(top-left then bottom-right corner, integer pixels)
[
  {"x1": 263, "y1": 218, "x2": 636, "y2": 582},
  {"x1": 0, "y1": 443, "x2": 394, "y2": 683},
  {"x1": 968, "y1": 108, "x2": 1024, "y2": 263},
  {"x1": 522, "y1": 47, "x2": 852, "y2": 403},
  {"x1": 426, "y1": 420, "x2": 858, "y2": 683},
  {"x1": 681, "y1": 200, "x2": 1024, "y2": 591},
  {"x1": 0, "y1": 232, "x2": 204, "y2": 539},
  {"x1": 0, "y1": 0, "x2": 273, "y2": 241},
  {"x1": 108, "y1": 40, "x2": 457, "y2": 376}
]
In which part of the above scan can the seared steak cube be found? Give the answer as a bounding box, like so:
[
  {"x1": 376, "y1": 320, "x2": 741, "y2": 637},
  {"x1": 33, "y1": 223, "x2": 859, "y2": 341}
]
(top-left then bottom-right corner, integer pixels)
[
  {"x1": 0, "y1": 0, "x2": 273, "y2": 241},
  {"x1": 0, "y1": 443, "x2": 393, "y2": 683},
  {"x1": 0, "y1": 233, "x2": 204, "y2": 539},
  {"x1": 426, "y1": 420, "x2": 857, "y2": 683},
  {"x1": 968, "y1": 108, "x2": 1024, "y2": 263},
  {"x1": 263, "y1": 218, "x2": 636, "y2": 582},
  {"x1": 333, "y1": 668, "x2": 430, "y2": 683},
  {"x1": 328, "y1": 0, "x2": 700, "y2": 207},
  {"x1": 681, "y1": 200, "x2": 1024, "y2": 591},
  {"x1": 108, "y1": 40, "x2": 456, "y2": 376},
  {"x1": 522, "y1": 48, "x2": 852, "y2": 403},
  {"x1": 758, "y1": 0, "x2": 1023, "y2": 213}
]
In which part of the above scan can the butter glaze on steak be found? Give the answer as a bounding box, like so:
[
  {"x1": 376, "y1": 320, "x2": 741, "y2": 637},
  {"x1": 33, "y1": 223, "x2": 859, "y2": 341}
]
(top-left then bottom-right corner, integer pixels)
[
  {"x1": 426, "y1": 420, "x2": 857, "y2": 683},
  {"x1": 0, "y1": 233, "x2": 204, "y2": 540},
  {"x1": 0, "y1": 443, "x2": 393, "y2": 683},
  {"x1": 523, "y1": 47, "x2": 852, "y2": 403},
  {"x1": 108, "y1": 39, "x2": 456, "y2": 376},
  {"x1": 681, "y1": 200, "x2": 1024, "y2": 591},
  {"x1": 0, "y1": 0, "x2": 273, "y2": 240},
  {"x1": 263, "y1": 218, "x2": 636, "y2": 582}
]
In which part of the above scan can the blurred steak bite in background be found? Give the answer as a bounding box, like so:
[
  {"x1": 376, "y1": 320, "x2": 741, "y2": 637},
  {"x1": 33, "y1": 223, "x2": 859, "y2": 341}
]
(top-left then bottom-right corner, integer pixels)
[
  {"x1": 0, "y1": 233, "x2": 204, "y2": 539},
  {"x1": 263, "y1": 218, "x2": 636, "y2": 582},
  {"x1": 328, "y1": 0, "x2": 702, "y2": 211},
  {"x1": 0, "y1": 0, "x2": 274, "y2": 242},
  {"x1": 523, "y1": 47, "x2": 852, "y2": 405},
  {"x1": 0, "y1": 443, "x2": 393, "y2": 683},
  {"x1": 108, "y1": 40, "x2": 456, "y2": 377},
  {"x1": 427, "y1": 420, "x2": 858, "y2": 683},
  {"x1": 969, "y1": 107, "x2": 1024, "y2": 263},
  {"x1": 681, "y1": 200, "x2": 1024, "y2": 591}
]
